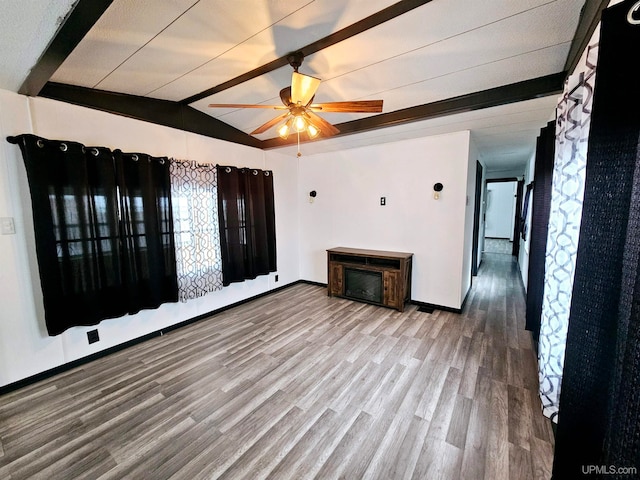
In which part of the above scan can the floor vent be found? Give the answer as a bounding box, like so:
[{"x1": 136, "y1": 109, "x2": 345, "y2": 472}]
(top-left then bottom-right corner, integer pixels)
[{"x1": 417, "y1": 305, "x2": 435, "y2": 313}]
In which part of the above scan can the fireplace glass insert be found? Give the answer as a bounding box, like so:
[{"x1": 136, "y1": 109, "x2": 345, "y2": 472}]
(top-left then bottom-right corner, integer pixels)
[{"x1": 344, "y1": 268, "x2": 383, "y2": 304}]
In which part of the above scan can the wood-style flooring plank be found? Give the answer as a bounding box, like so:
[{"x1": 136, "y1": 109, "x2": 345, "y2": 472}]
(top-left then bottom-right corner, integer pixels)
[
  {"x1": 310, "y1": 409, "x2": 374, "y2": 479},
  {"x1": 530, "y1": 435, "x2": 555, "y2": 480},
  {"x1": 338, "y1": 409, "x2": 397, "y2": 479},
  {"x1": 411, "y1": 438, "x2": 464, "y2": 480},
  {"x1": 484, "y1": 379, "x2": 511, "y2": 480},
  {"x1": 446, "y1": 394, "x2": 474, "y2": 449},
  {"x1": 171, "y1": 391, "x2": 294, "y2": 480},
  {"x1": 263, "y1": 405, "x2": 359, "y2": 479},
  {"x1": 0, "y1": 253, "x2": 554, "y2": 480},
  {"x1": 508, "y1": 384, "x2": 534, "y2": 451},
  {"x1": 510, "y1": 443, "x2": 534, "y2": 480},
  {"x1": 216, "y1": 404, "x2": 316, "y2": 480},
  {"x1": 460, "y1": 396, "x2": 491, "y2": 480},
  {"x1": 366, "y1": 414, "x2": 430, "y2": 480}
]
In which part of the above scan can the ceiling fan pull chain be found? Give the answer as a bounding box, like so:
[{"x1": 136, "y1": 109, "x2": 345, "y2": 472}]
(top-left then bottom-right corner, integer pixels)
[{"x1": 297, "y1": 129, "x2": 302, "y2": 157}]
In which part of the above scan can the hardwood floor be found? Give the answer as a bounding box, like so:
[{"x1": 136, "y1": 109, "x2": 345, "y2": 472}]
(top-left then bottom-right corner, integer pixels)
[{"x1": 0, "y1": 253, "x2": 554, "y2": 479}]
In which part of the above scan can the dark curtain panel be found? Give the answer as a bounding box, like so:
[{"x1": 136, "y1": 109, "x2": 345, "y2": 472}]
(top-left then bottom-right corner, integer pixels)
[
  {"x1": 114, "y1": 150, "x2": 178, "y2": 313},
  {"x1": 511, "y1": 179, "x2": 524, "y2": 257},
  {"x1": 552, "y1": 1, "x2": 640, "y2": 478},
  {"x1": 525, "y1": 121, "x2": 555, "y2": 344},
  {"x1": 9, "y1": 135, "x2": 178, "y2": 335},
  {"x1": 11, "y1": 135, "x2": 127, "y2": 335},
  {"x1": 520, "y1": 182, "x2": 533, "y2": 241},
  {"x1": 216, "y1": 166, "x2": 276, "y2": 286}
]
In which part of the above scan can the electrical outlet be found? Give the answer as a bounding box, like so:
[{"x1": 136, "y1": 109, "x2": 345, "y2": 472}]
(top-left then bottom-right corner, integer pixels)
[
  {"x1": 380, "y1": 197, "x2": 386, "y2": 206},
  {"x1": 87, "y1": 329, "x2": 99, "y2": 344},
  {"x1": 275, "y1": 274, "x2": 279, "y2": 282}
]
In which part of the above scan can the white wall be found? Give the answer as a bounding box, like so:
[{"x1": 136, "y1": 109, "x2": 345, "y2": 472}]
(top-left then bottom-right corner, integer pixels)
[
  {"x1": 296, "y1": 131, "x2": 473, "y2": 310},
  {"x1": 0, "y1": 88, "x2": 480, "y2": 387},
  {"x1": 462, "y1": 138, "x2": 479, "y2": 303},
  {"x1": 0, "y1": 90, "x2": 299, "y2": 387},
  {"x1": 518, "y1": 151, "x2": 536, "y2": 290},
  {"x1": 470, "y1": 143, "x2": 487, "y2": 275},
  {"x1": 485, "y1": 181, "x2": 516, "y2": 239},
  {"x1": 478, "y1": 165, "x2": 487, "y2": 270}
]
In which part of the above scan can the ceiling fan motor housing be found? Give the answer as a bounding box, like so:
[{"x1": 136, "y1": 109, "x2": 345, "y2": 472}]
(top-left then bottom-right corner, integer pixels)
[{"x1": 286, "y1": 51, "x2": 304, "y2": 72}]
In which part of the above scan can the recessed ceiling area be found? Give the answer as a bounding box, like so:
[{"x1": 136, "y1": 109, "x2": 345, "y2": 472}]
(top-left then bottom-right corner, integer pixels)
[{"x1": 2, "y1": 0, "x2": 607, "y2": 172}]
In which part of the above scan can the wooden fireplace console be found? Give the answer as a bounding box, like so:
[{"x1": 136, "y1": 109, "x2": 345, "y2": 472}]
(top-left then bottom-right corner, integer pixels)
[{"x1": 327, "y1": 247, "x2": 413, "y2": 312}]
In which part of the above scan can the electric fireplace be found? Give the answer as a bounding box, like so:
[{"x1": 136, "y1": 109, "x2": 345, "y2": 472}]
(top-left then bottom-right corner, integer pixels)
[
  {"x1": 344, "y1": 268, "x2": 383, "y2": 304},
  {"x1": 327, "y1": 247, "x2": 413, "y2": 312}
]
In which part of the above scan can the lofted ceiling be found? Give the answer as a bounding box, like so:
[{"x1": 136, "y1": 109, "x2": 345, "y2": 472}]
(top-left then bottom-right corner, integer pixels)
[{"x1": 2, "y1": 0, "x2": 608, "y2": 172}]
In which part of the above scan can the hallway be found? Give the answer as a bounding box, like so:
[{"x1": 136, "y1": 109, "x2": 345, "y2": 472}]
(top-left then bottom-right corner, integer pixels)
[
  {"x1": 0, "y1": 253, "x2": 553, "y2": 479},
  {"x1": 483, "y1": 238, "x2": 514, "y2": 255}
]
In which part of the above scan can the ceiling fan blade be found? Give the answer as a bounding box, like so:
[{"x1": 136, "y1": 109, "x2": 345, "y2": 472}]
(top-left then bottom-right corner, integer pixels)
[
  {"x1": 291, "y1": 72, "x2": 321, "y2": 106},
  {"x1": 308, "y1": 100, "x2": 383, "y2": 113},
  {"x1": 251, "y1": 112, "x2": 290, "y2": 135},
  {"x1": 305, "y1": 111, "x2": 340, "y2": 136},
  {"x1": 208, "y1": 103, "x2": 287, "y2": 109}
]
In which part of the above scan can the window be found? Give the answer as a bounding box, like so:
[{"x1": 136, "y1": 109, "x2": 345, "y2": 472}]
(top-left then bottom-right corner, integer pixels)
[
  {"x1": 169, "y1": 159, "x2": 223, "y2": 301},
  {"x1": 216, "y1": 166, "x2": 276, "y2": 286},
  {"x1": 11, "y1": 134, "x2": 178, "y2": 335}
]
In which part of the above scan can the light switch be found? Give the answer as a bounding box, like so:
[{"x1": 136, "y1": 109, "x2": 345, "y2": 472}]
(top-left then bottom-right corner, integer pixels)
[{"x1": 1, "y1": 217, "x2": 15, "y2": 235}]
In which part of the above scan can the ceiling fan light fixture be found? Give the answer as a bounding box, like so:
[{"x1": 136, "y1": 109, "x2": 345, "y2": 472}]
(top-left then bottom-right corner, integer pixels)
[
  {"x1": 294, "y1": 115, "x2": 307, "y2": 133},
  {"x1": 307, "y1": 123, "x2": 320, "y2": 139},
  {"x1": 277, "y1": 118, "x2": 293, "y2": 139}
]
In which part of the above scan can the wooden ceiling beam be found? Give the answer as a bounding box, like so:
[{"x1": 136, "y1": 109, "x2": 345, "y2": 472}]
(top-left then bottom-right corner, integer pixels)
[
  {"x1": 39, "y1": 83, "x2": 263, "y2": 149},
  {"x1": 261, "y1": 72, "x2": 567, "y2": 149},
  {"x1": 19, "y1": 0, "x2": 113, "y2": 97},
  {"x1": 40, "y1": 72, "x2": 565, "y2": 151}
]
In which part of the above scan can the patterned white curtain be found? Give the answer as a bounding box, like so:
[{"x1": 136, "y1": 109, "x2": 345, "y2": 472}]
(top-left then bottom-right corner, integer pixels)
[
  {"x1": 538, "y1": 43, "x2": 598, "y2": 422},
  {"x1": 170, "y1": 159, "x2": 223, "y2": 301}
]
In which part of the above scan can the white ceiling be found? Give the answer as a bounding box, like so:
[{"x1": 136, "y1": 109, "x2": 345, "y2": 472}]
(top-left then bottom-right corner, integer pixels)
[
  {"x1": 1, "y1": 0, "x2": 589, "y2": 171},
  {"x1": 274, "y1": 96, "x2": 558, "y2": 169},
  {"x1": 0, "y1": 0, "x2": 77, "y2": 91}
]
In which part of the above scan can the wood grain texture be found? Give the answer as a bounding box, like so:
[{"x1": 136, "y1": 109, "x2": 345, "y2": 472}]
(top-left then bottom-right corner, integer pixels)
[{"x1": 0, "y1": 253, "x2": 554, "y2": 479}]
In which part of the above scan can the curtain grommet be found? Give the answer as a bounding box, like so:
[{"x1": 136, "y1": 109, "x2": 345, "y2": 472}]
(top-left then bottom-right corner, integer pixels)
[
  {"x1": 132, "y1": 154, "x2": 139, "y2": 162},
  {"x1": 91, "y1": 148, "x2": 99, "y2": 157},
  {"x1": 225, "y1": 167, "x2": 232, "y2": 173},
  {"x1": 265, "y1": 171, "x2": 270, "y2": 176},
  {"x1": 36, "y1": 139, "x2": 45, "y2": 148},
  {"x1": 160, "y1": 158, "x2": 165, "y2": 165},
  {"x1": 252, "y1": 169, "x2": 258, "y2": 176},
  {"x1": 60, "y1": 143, "x2": 68, "y2": 152}
]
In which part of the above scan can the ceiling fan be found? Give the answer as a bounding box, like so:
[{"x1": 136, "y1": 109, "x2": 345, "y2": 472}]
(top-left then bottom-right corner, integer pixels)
[{"x1": 208, "y1": 52, "x2": 383, "y2": 141}]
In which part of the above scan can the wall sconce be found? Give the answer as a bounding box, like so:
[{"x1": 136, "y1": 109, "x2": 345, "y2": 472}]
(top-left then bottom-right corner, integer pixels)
[
  {"x1": 433, "y1": 182, "x2": 443, "y2": 200},
  {"x1": 309, "y1": 190, "x2": 317, "y2": 203}
]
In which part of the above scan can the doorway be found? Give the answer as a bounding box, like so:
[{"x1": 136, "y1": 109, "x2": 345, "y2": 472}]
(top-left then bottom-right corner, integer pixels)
[
  {"x1": 484, "y1": 178, "x2": 521, "y2": 256},
  {"x1": 471, "y1": 161, "x2": 484, "y2": 276}
]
